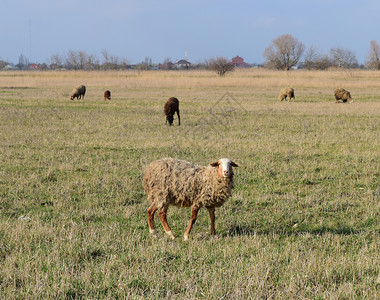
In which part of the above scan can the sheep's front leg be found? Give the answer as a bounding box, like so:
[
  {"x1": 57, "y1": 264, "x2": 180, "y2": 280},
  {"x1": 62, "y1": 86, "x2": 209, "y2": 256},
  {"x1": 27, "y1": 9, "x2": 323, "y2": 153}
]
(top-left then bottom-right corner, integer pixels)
[
  {"x1": 147, "y1": 203, "x2": 158, "y2": 237},
  {"x1": 207, "y1": 207, "x2": 216, "y2": 236},
  {"x1": 184, "y1": 206, "x2": 200, "y2": 241},
  {"x1": 158, "y1": 206, "x2": 175, "y2": 240},
  {"x1": 177, "y1": 110, "x2": 180, "y2": 126}
]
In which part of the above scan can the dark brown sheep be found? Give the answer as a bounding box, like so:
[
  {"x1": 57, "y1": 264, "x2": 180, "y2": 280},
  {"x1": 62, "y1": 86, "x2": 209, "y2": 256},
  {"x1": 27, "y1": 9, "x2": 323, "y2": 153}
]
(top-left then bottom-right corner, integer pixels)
[
  {"x1": 334, "y1": 88, "x2": 353, "y2": 103},
  {"x1": 104, "y1": 90, "x2": 111, "y2": 101},
  {"x1": 164, "y1": 97, "x2": 180, "y2": 126}
]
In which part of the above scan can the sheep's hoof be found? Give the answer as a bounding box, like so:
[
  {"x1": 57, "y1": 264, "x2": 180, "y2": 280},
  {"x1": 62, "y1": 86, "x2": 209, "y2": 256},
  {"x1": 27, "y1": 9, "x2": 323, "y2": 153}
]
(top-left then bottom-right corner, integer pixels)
[{"x1": 166, "y1": 231, "x2": 176, "y2": 240}]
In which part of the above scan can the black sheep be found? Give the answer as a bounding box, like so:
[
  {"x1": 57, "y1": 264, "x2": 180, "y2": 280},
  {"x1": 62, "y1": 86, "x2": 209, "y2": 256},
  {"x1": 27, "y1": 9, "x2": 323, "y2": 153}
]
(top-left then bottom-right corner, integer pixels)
[
  {"x1": 164, "y1": 97, "x2": 180, "y2": 126},
  {"x1": 104, "y1": 90, "x2": 111, "y2": 101}
]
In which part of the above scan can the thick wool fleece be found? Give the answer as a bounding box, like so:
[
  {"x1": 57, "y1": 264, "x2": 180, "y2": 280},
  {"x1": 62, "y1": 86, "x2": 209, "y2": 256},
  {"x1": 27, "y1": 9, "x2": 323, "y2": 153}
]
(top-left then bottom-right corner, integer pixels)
[
  {"x1": 334, "y1": 88, "x2": 352, "y2": 102},
  {"x1": 164, "y1": 97, "x2": 179, "y2": 116},
  {"x1": 163, "y1": 97, "x2": 180, "y2": 125},
  {"x1": 71, "y1": 85, "x2": 86, "y2": 99},
  {"x1": 143, "y1": 158, "x2": 234, "y2": 209},
  {"x1": 279, "y1": 87, "x2": 295, "y2": 101}
]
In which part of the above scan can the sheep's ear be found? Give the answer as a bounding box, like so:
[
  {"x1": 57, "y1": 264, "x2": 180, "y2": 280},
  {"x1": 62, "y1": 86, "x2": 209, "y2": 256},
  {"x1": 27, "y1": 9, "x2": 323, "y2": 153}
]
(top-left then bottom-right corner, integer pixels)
[
  {"x1": 230, "y1": 161, "x2": 239, "y2": 167},
  {"x1": 210, "y1": 161, "x2": 219, "y2": 167}
]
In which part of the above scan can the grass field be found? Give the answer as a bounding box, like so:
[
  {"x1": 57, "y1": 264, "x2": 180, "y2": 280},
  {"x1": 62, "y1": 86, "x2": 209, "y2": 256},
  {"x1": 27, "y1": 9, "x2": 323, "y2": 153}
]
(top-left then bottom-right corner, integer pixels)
[{"x1": 0, "y1": 69, "x2": 379, "y2": 299}]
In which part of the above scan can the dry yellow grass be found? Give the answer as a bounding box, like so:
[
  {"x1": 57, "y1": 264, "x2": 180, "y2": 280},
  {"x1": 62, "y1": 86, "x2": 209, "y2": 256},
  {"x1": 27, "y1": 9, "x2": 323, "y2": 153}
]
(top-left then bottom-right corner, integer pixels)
[
  {"x1": 3, "y1": 68, "x2": 380, "y2": 89},
  {"x1": 0, "y1": 69, "x2": 379, "y2": 299}
]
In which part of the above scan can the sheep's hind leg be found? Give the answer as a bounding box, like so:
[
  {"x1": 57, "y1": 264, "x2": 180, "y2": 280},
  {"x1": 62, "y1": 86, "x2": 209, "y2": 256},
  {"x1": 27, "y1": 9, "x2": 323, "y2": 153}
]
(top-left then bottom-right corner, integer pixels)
[
  {"x1": 147, "y1": 203, "x2": 158, "y2": 237},
  {"x1": 184, "y1": 206, "x2": 200, "y2": 241},
  {"x1": 207, "y1": 207, "x2": 216, "y2": 236},
  {"x1": 158, "y1": 206, "x2": 175, "y2": 240}
]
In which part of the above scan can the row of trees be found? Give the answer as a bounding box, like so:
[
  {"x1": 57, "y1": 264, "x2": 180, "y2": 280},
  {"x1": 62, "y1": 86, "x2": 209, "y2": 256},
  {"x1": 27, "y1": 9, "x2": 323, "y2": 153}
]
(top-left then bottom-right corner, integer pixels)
[
  {"x1": 48, "y1": 51, "x2": 202, "y2": 70},
  {"x1": 48, "y1": 49, "x2": 131, "y2": 70},
  {"x1": 2, "y1": 35, "x2": 380, "y2": 73},
  {"x1": 263, "y1": 34, "x2": 380, "y2": 70}
]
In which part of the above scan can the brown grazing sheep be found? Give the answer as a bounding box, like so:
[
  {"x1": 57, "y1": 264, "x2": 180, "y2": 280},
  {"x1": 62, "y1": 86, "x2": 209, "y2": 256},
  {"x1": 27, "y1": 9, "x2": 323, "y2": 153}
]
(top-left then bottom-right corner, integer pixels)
[
  {"x1": 164, "y1": 97, "x2": 180, "y2": 126},
  {"x1": 279, "y1": 87, "x2": 295, "y2": 101},
  {"x1": 70, "y1": 85, "x2": 86, "y2": 100},
  {"x1": 104, "y1": 90, "x2": 111, "y2": 101},
  {"x1": 144, "y1": 158, "x2": 239, "y2": 240},
  {"x1": 334, "y1": 88, "x2": 353, "y2": 103}
]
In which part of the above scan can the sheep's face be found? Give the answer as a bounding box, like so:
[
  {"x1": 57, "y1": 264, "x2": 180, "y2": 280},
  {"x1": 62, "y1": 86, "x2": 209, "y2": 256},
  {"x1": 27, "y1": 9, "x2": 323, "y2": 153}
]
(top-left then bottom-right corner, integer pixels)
[
  {"x1": 210, "y1": 158, "x2": 239, "y2": 179},
  {"x1": 167, "y1": 115, "x2": 174, "y2": 125}
]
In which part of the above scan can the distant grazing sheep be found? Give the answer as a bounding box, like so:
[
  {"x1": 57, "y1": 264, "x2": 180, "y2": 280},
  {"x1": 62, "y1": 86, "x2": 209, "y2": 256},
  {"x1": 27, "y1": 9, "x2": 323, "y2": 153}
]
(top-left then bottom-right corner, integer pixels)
[
  {"x1": 334, "y1": 88, "x2": 353, "y2": 103},
  {"x1": 70, "y1": 85, "x2": 86, "y2": 100},
  {"x1": 279, "y1": 87, "x2": 295, "y2": 102},
  {"x1": 143, "y1": 158, "x2": 239, "y2": 240},
  {"x1": 104, "y1": 90, "x2": 111, "y2": 101},
  {"x1": 164, "y1": 97, "x2": 180, "y2": 126}
]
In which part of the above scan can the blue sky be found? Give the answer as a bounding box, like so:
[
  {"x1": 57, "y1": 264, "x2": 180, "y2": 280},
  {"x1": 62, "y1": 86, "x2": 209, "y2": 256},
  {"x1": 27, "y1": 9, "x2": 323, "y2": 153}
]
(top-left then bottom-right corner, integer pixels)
[{"x1": 1, "y1": 0, "x2": 380, "y2": 64}]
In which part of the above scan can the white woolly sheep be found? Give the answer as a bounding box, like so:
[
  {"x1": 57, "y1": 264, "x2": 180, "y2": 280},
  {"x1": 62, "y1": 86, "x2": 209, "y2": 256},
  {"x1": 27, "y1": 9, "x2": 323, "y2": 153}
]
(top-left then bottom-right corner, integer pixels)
[
  {"x1": 70, "y1": 85, "x2": 86, "y2": 100},
  {"x1": 334, "y1": 88, "x2": 353, "y2": 103},
  {"x1": 279, "y1": 87, "x2": 295, "y2": 102},
  {"x1": 143, "y1": 158, "x2": 239, "y2": 240},
  {"x1": 164, "y1": 97, "x2": 180, "y2": 126}
]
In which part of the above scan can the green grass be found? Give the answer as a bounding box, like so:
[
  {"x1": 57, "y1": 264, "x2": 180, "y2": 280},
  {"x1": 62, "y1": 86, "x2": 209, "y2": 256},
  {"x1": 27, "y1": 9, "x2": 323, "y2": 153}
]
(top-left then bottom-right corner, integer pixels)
[{"x1": 0, "y1": 70, "x2": 379, "y2": 299}]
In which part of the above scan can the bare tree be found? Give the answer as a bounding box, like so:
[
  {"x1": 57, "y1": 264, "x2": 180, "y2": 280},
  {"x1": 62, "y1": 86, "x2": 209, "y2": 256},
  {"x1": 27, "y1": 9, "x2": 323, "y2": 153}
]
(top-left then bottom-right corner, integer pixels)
[
  {"x1": 0, "y1": 59, "x2": 8, "y2": 70},
  {"x1": 119, "y1": 57, "x2": 130, "y2": 69},
  {"x1": 330, "y1": 47, "x2": 358, "y2": 68},
  {"x1": 263, "y1": 34, "x2": 305, "y2": 70},
  {"x1": 206, "y1": 57, "x2": 234, "y2": 76},
  {"x1": 100, "y1": 50, "x2": 119, "y2": 70},
  {"x1": 303, "y1": 46, "x2": 332, "y2": 70},
  {"x1": 314, "y1": 54, "x2": 332, "y2": 70},
  {"x1": 17, "y1": 54, "x2": 29, "y2": 70},
  {"x1": 65, "y1": 50, "x2": 79, "y2": 70},
  {"x1": 303, "y1": 46, "x2": 318, "y2": 70},
  {"x1": 64, "y1": 50, "x2": 95, "y2": 70},
  {"x1": 365, "y1": 40, "x2": 380, "y2": 70},
  {"x1": 101, "y1": 49, "x2": 110, "y2": 64},
  {"x1": 136, "y1": 57, "x2": 153, "y2": 70},
  {"x1": 77, "y1": 51, "x2": 88, "y2": 70},
  {"x1": 110, "y1": 55, "x2": 120, "y2": 66},
  {"x1": 86, "y1": 54, "x2": 98, "y2": 70},
  {"x1": 48, "y1": 53, "x2": 63, "y2": 69}
]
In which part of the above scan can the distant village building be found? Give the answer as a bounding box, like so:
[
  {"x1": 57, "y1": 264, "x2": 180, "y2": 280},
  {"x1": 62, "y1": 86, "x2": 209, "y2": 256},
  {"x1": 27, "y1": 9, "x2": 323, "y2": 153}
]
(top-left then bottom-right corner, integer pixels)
[
  {"x1": 29, "y1": 64, "x2": 40, "y2": 70},
  {"x1": 175, "y1": 59, "x2": 191, "y2": 69},
  {"x1": 231, "y1": 56, "x2": 249, "y2": 68},
  {"x1": 158, "y1": 61, "x2": 175, "y2": 70},
  {"x1": 166, "y1": 61, "x2": 175, "y2": 69},
  {"x1": 3, "y1": 64, "x2": 17, "y2": 70}
]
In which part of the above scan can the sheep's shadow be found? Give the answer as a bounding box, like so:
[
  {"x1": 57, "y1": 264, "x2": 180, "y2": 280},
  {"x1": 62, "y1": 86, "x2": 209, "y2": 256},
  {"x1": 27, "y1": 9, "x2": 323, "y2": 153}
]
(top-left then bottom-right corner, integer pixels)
[{"x1": 223, "y1": 224, "x2": 361, "y2": 237}]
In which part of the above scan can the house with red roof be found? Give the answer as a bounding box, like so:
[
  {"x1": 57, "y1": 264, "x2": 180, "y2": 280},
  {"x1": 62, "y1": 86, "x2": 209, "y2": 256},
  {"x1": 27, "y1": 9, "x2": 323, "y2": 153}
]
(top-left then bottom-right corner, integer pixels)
[{"x1": 231, "y1": 56, "x2": 249, "y2": 68}]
